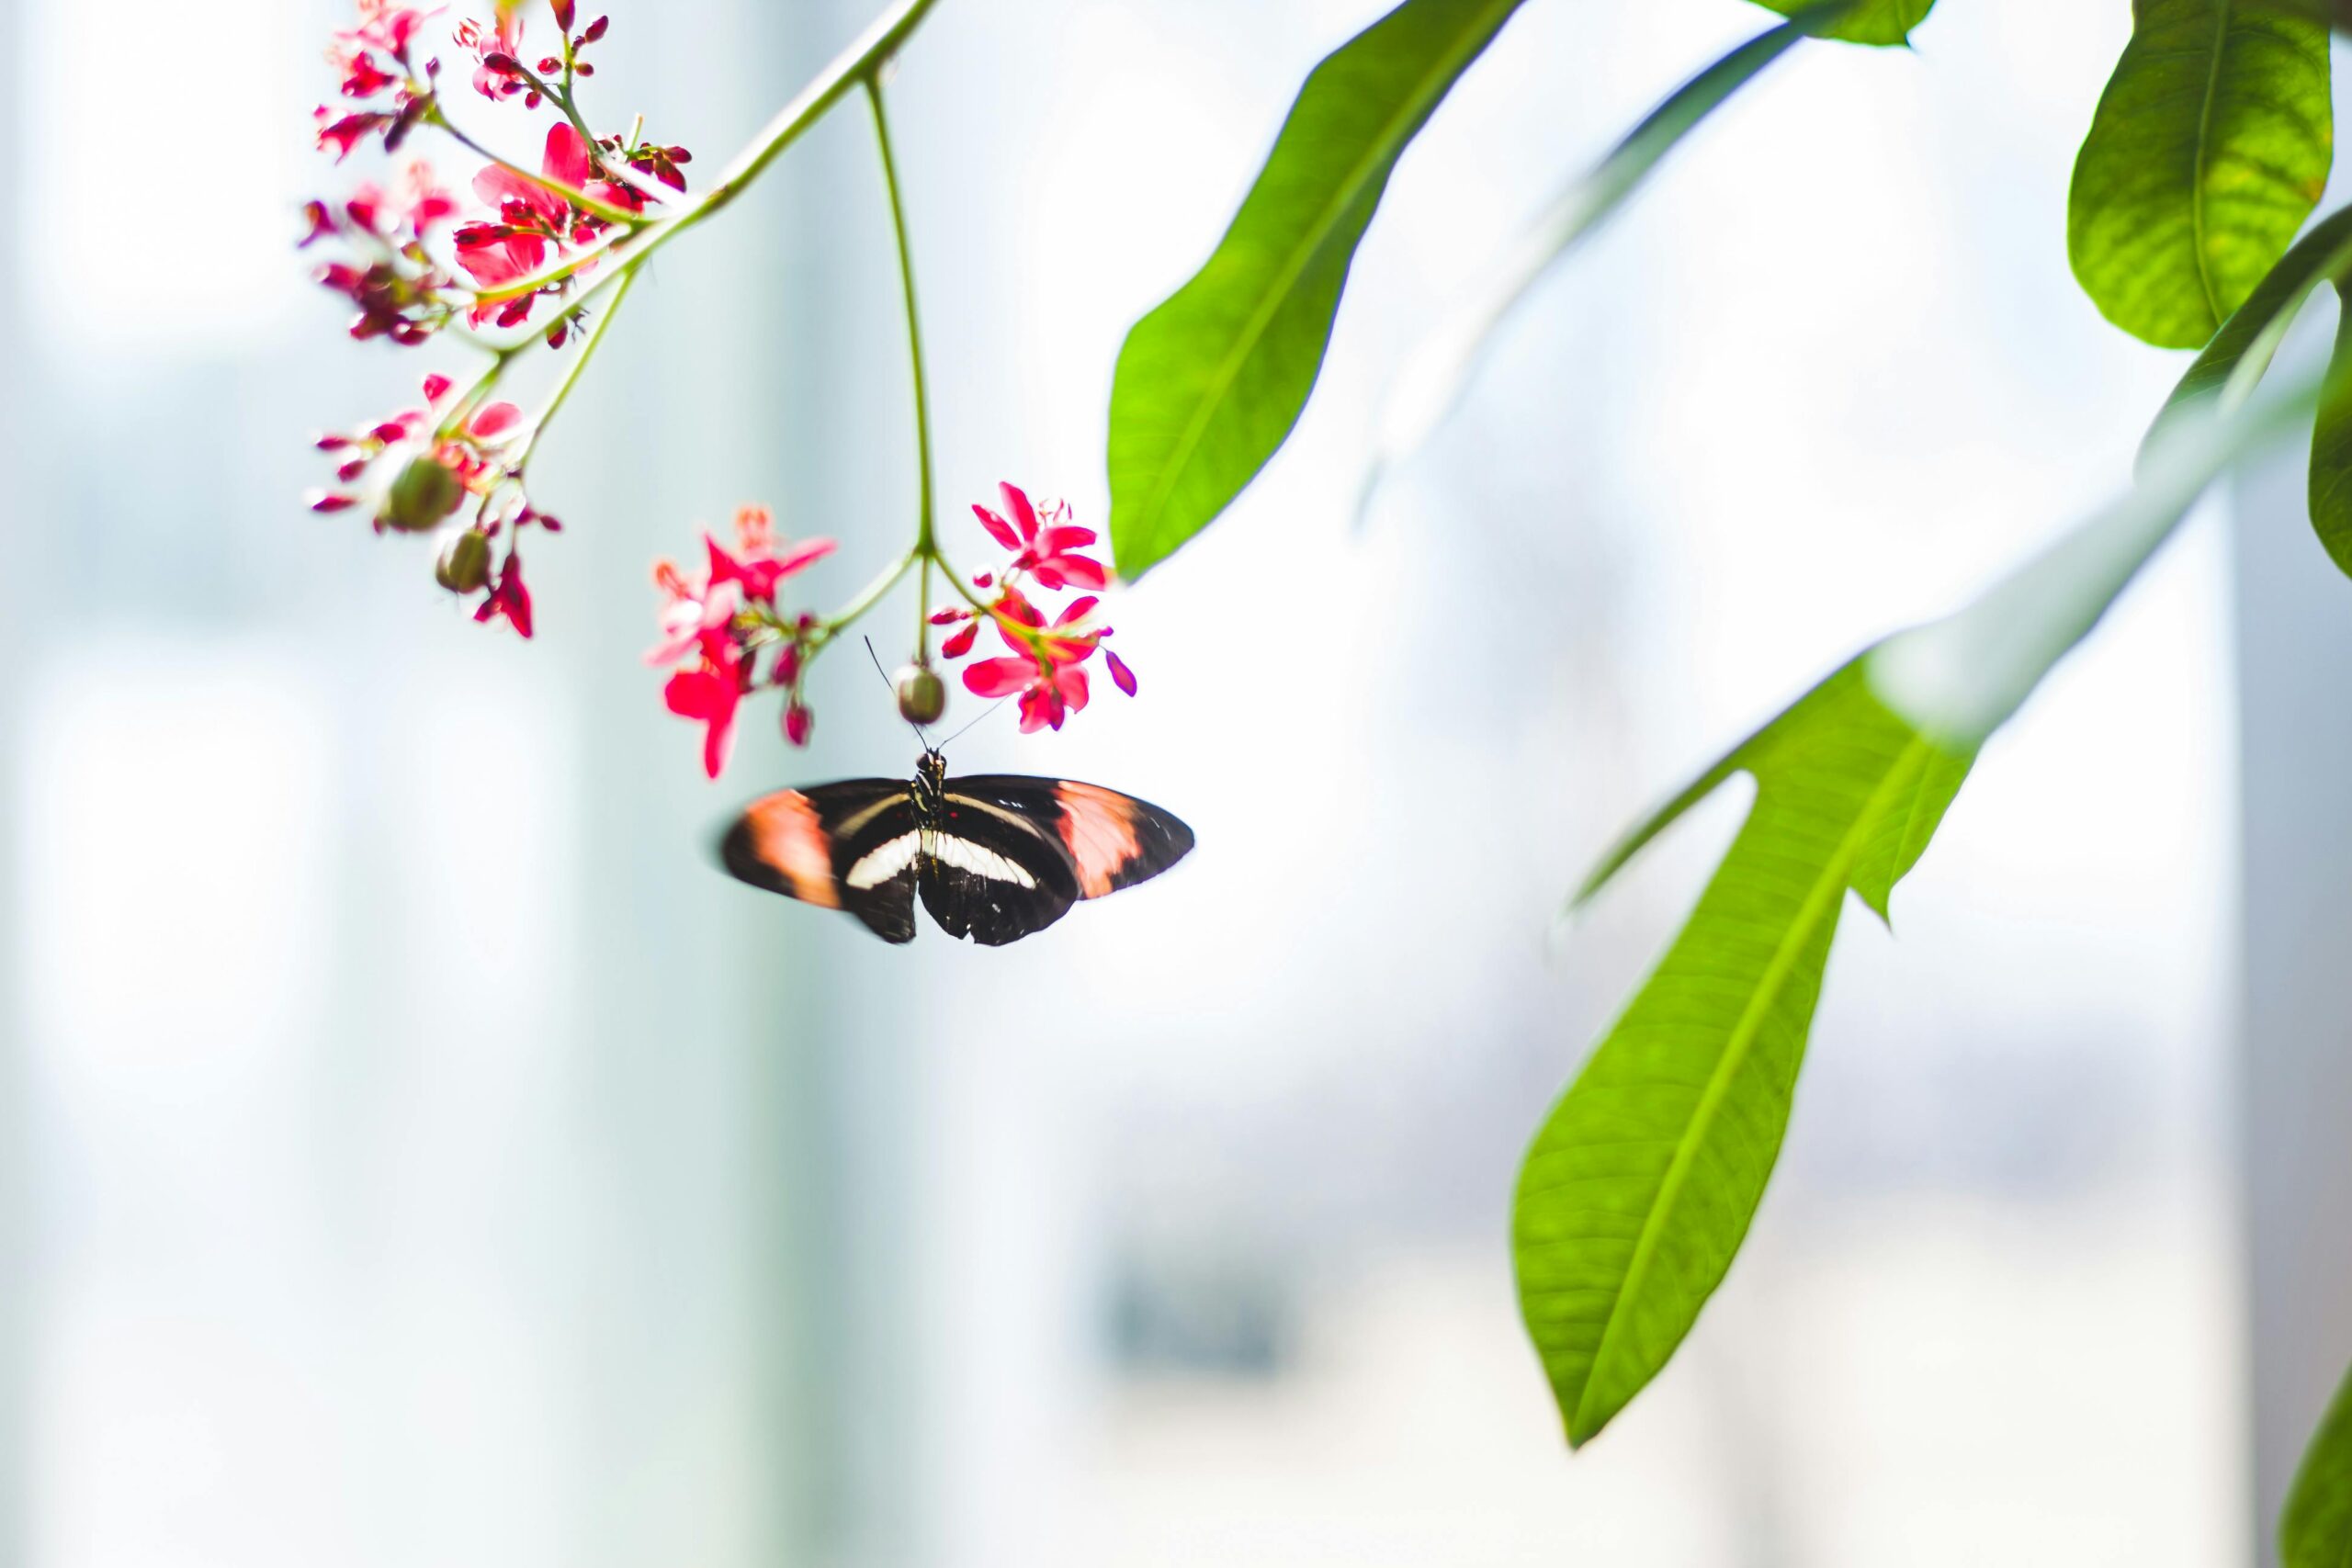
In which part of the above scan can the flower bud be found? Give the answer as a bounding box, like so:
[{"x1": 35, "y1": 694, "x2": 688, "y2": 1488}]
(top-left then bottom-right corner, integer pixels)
[
  {"x1": 784, "y1": 702, "x2": 814, "y2": 747},
  {"x1": 384, "y1": 453, "x2": 463, "y2": 532},
  {"x1": 435, "y1": 527, "x2": 494, "y2": 593},
  {"x1": 895, "y1": 663, "x2": 946, "y2": 725}
]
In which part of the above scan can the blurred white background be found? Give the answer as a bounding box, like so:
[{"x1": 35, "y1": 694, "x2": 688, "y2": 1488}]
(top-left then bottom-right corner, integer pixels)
[{"x1": 0, "y1": 0, "x2": 2331, "y2": 1563}]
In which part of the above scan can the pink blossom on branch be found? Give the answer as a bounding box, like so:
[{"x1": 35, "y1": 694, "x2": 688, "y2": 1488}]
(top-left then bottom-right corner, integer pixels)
[
  {"x1": 933, "y1": 484, "x2": 1136, "y2": 732},
  {"x1": 649, "y1": 505, "x2": 836, "y2": 777},
  {"x1": 971, "y1": 482, "x2": 1108, "y2": 591},
  {"x1": 962, "y1": 596, "x2": 1104, "y2": 733}
]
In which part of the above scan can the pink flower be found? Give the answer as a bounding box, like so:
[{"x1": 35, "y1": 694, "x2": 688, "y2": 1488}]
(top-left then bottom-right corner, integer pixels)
[
  {"x1": 664, "y1": 637, "x2": 745, "y2": 778},
  {"x1": 303, "y1": 163, "x2": 464, "y2": 342},
  {"x1": 707, "y1": 534, "x2": 834, "y2": 606},
  {"x1": 966, "y1": 651, "x2": 1091, "y2": 734},
  {"x1": 647, "y1": 503, "x2": 830, "y2": 778},
  {"x1": 313, "y1": 3, "x2": 438, "y2": 158},
  {"x1": 971, "y1": 482, "x2": 1109, "y2": 591},
  {"x1": 932, "y1": 485, "x2": 1138, "y2": 732},
  {"x1": 645, "y1": 573, "x2": 744, "y2": 667},
  {"x1": 455, "y1": 125, "x2": 637, "y2": 327},
  {"x1": 962, "y1": 597, "x2": 1107, "y2": 733},
  {"x1": 399, "y1": 161, "x2": 459, "y2": 233},
  {"x1": 473, "y1": 548, "x2": 534, "y2": 637},
  {"x1": 457, "y1": 13, "x2": 532, "y2": 103}
]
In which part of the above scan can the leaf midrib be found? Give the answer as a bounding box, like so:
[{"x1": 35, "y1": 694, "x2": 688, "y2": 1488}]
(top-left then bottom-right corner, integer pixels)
[
  {"x1": 1566, "y1": 737, "x2": 1932, "y2": 1441},
  {"x1": 2190, "y1": 0, "x2": 2233, "y2": 329},
  {"x1": 1127, "y1": 0, "x2": 1521, "y2": 548}
]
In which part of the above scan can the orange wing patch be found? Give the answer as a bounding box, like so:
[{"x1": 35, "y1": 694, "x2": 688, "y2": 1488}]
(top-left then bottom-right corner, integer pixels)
[
  {"x1": 744, "y1": 790, "x2": 842, "y2": 908},
  {"x1": 1056, "y1": 782, "x2": 1143, "y2": 898}
]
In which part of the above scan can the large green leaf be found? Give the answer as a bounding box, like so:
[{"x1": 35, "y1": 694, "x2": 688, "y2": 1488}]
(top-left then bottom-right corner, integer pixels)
[
  {"x1": 1878, "y1": 362, "x2": 2328, "y2": 749},
  {"x1": 2143, "y1": 202, "x2": 2352, "y2": 457},
  {"x1": 1107, "y1": 0, "x2": 1529, "y2": 580},
  {"x1": 2311, "y1": 282, "x2": 2352, "y2": 577},
  {"x1": 1747, "y1": 0, "x2": 1928, "y2": 45},
  {"x1": 1366, "y1": 9, "x2": 1848, "y2": 503},
  {"x1": 1517, "y1": 662, "x2": 1973, "y2": 1448},
  {"x1": 2067, "y1": 0, "x2": 2332, "y2": 351},
  {"x1": 1519, "y1": 366, "x2": 2329, "y2": 1448},
  {"x1": 2284, "y1": 1357, "x2": 2352, "y2": 1568}
]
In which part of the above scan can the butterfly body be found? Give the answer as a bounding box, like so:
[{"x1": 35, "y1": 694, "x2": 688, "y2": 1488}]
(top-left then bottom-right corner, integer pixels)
[{"x1": 721, "y1": 750, "x2": 1193, "y2": 944}]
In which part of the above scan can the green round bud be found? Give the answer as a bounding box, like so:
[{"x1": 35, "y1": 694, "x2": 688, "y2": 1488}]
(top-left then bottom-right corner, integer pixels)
[
  {"x1": 896, "y1": 662, "x2": 946, "y2": 725},
  {"x1": 435, "y1": 527, "x2": 494, "y2": 593},
  {"x1": 384, "y1": 454, "x2": 463, "y2": 533}
]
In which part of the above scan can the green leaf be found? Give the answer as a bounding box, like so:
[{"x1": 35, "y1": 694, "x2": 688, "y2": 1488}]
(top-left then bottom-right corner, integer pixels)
[
  {"x1": 2143, "y1": 202, "x2": 2352, "y2": 460},
  {"x1": 1518, "y1": 662, "x2": 1976, "y2": 1448},
  {"x1": 1878, "y1": 362, "x2": 2328, "y2": 750},
  {"x1": 1522, "y1": 364, "x2": 2330, "y2": 1450},
  {"x1": 2284, "y1": 1358, "x2": 2352, "y2": 1568},
  {"x1": 1747, "y1": 0, "x2": 1929, "y2": 46},
  {"x1": 1366, "y1": 11, "x2": 1840, "y2": 504},
  {"x1": 2067, "y1": 0, "x2": 2332, "y2": 350},
  {"x1": 2310, "y1": 282, "x2": 2352, "y2": 577},
  {"x1": 1107, "y1": 0, "x2": 1530, "y2": 580}
]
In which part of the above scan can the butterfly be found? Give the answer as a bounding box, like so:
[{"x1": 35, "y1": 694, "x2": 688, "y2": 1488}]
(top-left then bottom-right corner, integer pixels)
[{"x1": 718, "y1": 749, "x2": 1194, "y2": 944}]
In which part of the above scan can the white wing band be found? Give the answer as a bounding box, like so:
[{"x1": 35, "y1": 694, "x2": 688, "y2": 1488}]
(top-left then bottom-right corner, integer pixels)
[
  {"x1": 926, "y1": 830, "x2": 1038, "y2": 889},
  {"x1": 844, "y1": 831, "x2": 921, "y2": 889}
]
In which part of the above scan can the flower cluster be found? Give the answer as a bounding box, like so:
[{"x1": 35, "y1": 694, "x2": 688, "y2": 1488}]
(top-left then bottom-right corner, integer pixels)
[
  {"x1": 301, "y1": 162, "x2": 461, "y2": 344},
  {"x1": 308, "y1": 4, "x2": 677, "y2": 348},
  {"x1": 454, "y1": 121, "x2": 632, "y2": 333},
  {"x1": 304, "y1": 1, "x2": 698, "y2": 631},
  {"x1": 931, "y1": 483, "x2": 1136, "y2": 733},
  {"x1": 309, "y1": 372, "x2": 560, "y2": 636},
  {"x1": 316, "y1": 2, "x2": 440, "y2": 161},
  {"x1": 307, "y1": 8, "x2": 1153, "y2": 771},
  {"x1": 462, "y1": 0, "x2": 608, "y2": 106},
  {"x1": 649, "y1": 507, "x2": 839, "y2": 777}
]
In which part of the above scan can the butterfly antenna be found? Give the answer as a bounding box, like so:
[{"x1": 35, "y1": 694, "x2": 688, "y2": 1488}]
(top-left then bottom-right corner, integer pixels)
[
  {"x1": 936, "y1": 696, "x2": 1011, "y2": 750},
  {"x1": 865, "y1": 636, "x2": 934, "y2": 749}
]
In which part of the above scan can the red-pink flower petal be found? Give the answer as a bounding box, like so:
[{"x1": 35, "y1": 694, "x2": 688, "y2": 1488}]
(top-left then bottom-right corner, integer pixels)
[
  {"x1": 1035, "y1": 525, "x2": 1096, "y2": 555},
  {"x1": 1105, "y1": 649, "x2": 1136, "y2": 696},
  {"x1": 941, "y1": 621, "x2": 979, "y2": 659},
  {"x1": 664, "y1": 667, "x2": 727, "y2": 719},
  {"x1": 999, "y1": 482, "x2": 1039, "y2": 543},
  {"x1": 1016, "y1": 687, "x2": 1057, "y2": 733},
  {"x1": 1042, "y1": 553, "x2": 1107, "y2": 591},
  {"x1": 422, "y1": 372, "x2": 453, "y2": 403},
  {"x1": 1054, "y1": 595, "x2": 1100, "y2": 627},
  {"x1": 542, "y1": 122, "x2": 593, "y2": 191},
  {"x1": 768, "y1": 536, "x2": 837, "y2": 577},
  {"x1": 1057, "y1": 664, "x2": 1090, "y2": 715},
  {"x1": 963, "y1": 656, "x2": 1037, "y2": 699},
  {"x1": 703, "y1": 707, "x2": 738, "y2": 777},
  {"x1": 972, "y1": 503, "x2": 1021, "y2": 551},
  {"x1": 469, "y1": 401, "x2": 524, "y2": 438}
]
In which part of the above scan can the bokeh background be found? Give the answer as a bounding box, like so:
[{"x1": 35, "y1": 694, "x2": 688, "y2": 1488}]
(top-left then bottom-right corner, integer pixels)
[{"x1": 4, "y1": 0, "x2": 2347, "y2": 1563}]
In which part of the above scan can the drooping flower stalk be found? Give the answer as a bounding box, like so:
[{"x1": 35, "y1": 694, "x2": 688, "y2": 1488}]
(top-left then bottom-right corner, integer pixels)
[{"x1": 303, "y1": 0, "x2": 1138, "y2": 774}]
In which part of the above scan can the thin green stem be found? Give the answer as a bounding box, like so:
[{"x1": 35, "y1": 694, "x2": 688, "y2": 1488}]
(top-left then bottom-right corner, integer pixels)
[
  {"x1": 821, "y1": 547, "x2": 920, "y2": 638},
  {"x1": 504, "y1": 59, "x2": 614, "y2": 176},
  {"x1": 917, "y1": 550, "x2": 935, "y2": 660},
  {"x1": 518, "y1": 265, "x2": 638, "y2": 471},
  {"x1": 866, "y1": 75, "x2": 935, "y2": 560}
]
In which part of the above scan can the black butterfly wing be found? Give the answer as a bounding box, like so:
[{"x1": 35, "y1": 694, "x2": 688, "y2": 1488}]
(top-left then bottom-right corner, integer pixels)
[
  {"x1": 720, "y1": 779, "x2": 922, "y2": 943},
  {"x1": 917, "y1": 793, "x2": 1081, "y2": 946},
  {"x1": 942, "y1": 775, "x2": 1194, "y2": 900}
]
